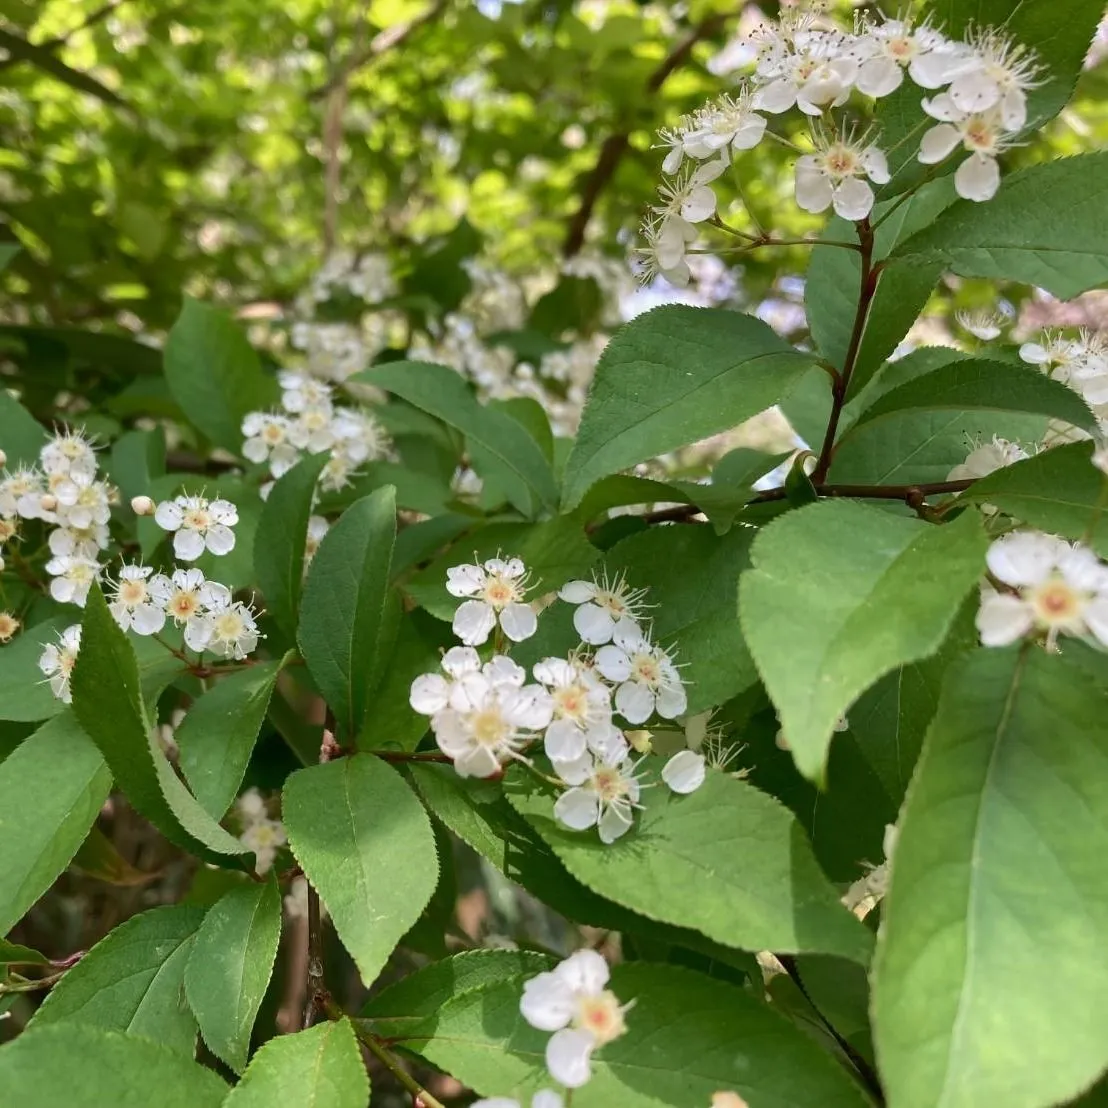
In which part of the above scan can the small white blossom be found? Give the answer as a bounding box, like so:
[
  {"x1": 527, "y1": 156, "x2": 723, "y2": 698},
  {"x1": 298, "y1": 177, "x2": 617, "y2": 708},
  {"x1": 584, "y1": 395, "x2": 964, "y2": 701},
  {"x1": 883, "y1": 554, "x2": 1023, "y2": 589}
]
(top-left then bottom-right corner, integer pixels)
[
  {"x1": 595, "y1": 624, "x2": 686, "y2": 725},
  {"x1": 241, "y1": 411, "x2": 300, "y2": 475},
  {"x1": 40, "y1": 429, "x2": 98, "y2": 480},
  {"x1": 277, "y1": 369, "x2": 333, "y2": 415},
  {"x1": 237, "y1": 798, "x2": 287, "y2": 874},
  {"x1": 795, "y1": 132, "x2": 890, "y2": 221},
  {"x1": 532, "y1": 656, "x2": 613, "y2": 763},
  {"x1": 447, "y1": 556, "x2": 537, "y2": 646},
  {"x1": 553, "y1": 742, "x2": 642, "y2": 844},
  {"x1": 661, "y1": 749, "x2": 706, "y2": 794},
  {"x1": 131, "y1": 495, "x2": 155, "y2": 516},
  {"x1": 519, "y1": 950, "x2": 628, "y2": 1088},
  {"x1": 947, "y1": 28, "x2": 1041, "y2": 130},
  {"x1": 108, "y1": 564, "x2": 166, "y2": 636},
  {"x1": 148, "y1": 567, "x2": 232, "y2": 647},
  {"x1": 918, "y1": 98, "x2": 1010, "y2": 202},
  {"x1": 38, "y1": 624, "x2": 82, "y2": 703},
  {"x1": 409, "y1": 646, "x2": 521, "y2": 715},
  {"x1": 679, "y1": 90, "x2": 767, "y2": 162},
  {"x1": 854, "y1": 17, "x2": 960, "y2": 97},
  {"x1": 304, "y1": 515, "x2": 329, "y2": 566},
  {"x1": 977, "y1": 531, "x2": 1108, "y2": 648},
  {"x1": 330, "y1": 408, "x2": 389, "y2": 465},
  {"x1": 287, "y1": 405, "x2": 338, "y2": 454},
  {"x1": 48, "y1": 522, "x2": 109, "y2": 560},
  {"x1": 44, "y1": 555, "x2": 101, "y2": 607},
  {"x1": 154, "y1": 495, "x2": 238, "y2": 561},
  {"x1": 50, "y1": 471, "x2": 113, "y2": 531},
  {"x1": 1, "y1": 468, "x2": 47, "y2": 520},
  {"x1": 558, "y1": 573, "x2": 647, "y2": 645},
  {"x1": 843, "y1": 822, "x2": 899, "y2": 915},
  {"x1": 186, "y1": 598, "x2": 262, "y2": 659},
  {"x1": 948, "y1": 436, "x2": 1028, "y2": 482},
  {"x1": 955, "y1": 307, "x2": 1005, "y2": 341},
  {"x1": 757, "y1": 30, "x2": 860, "y2": 116}
]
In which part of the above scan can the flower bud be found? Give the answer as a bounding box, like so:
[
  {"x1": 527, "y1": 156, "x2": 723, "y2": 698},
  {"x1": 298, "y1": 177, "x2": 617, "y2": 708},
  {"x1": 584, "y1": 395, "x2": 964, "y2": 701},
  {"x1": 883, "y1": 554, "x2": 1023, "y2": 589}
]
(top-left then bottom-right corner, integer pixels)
[
  {"x1": 40, "y1": 493, "x2": 58, "y2": 512},
  {"x1": 131, "y1": 494, "x2": 155, "y2": 516}
]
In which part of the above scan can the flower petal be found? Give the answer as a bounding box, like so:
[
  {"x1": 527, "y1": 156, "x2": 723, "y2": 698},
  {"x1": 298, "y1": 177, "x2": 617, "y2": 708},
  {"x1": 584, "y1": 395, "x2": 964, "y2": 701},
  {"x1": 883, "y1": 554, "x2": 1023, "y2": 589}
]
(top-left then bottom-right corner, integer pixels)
[
  {"x1": 574, "y1": 603, "x2": 615, "y2": 645},
  {"x1": 976, "y1": 592, "x2": 1034, "y2": 646},
  {"x1": 520, "y1": 973, "x2": 576, "y2": 1031},
  {"x1": 662, "y1": 750, "x2": 707, "y2": 794},
  {"x1": 174, "y1": 528, "x2": 206, "y2": 562},
  {"x1": 554, "y1": 787, "x2": 600, "y2": 831},
  {"x1": 594, "y1": 644, "x2": 632, "y2": 683},
  {"x1": 615, "y1": 680, "x2": 655, "y2": 725},
  {"x1": 559, "y1": 580, "x2": 597, "y2": 604},
  {"x1": 410, "y1": 673, "x2": 450, "y2": 715},
  {"x1": 452, "y1": 600, "x2": 496, "y2": 646},
  {"x1": 154, "y1": 500, "x2": 183, "y2": 529},
  {"x1": 546, "y1": 1028, "x2": 596, "y2": 1088},
  {"x1": 499, "y1": 602, "x2": 537, "y2": 642}
]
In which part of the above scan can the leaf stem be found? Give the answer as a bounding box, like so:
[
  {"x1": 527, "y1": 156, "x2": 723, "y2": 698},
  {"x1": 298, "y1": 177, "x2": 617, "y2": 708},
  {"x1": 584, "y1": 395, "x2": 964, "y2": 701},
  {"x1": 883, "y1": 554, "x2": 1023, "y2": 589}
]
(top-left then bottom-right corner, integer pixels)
[{"x1": 812, "y1": 216, "x2": 877, "y2": 484}]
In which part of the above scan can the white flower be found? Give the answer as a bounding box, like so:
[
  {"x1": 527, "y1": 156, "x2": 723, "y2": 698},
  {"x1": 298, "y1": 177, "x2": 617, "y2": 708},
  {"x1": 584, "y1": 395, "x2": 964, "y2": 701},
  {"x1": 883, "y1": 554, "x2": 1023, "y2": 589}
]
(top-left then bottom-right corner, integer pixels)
[
  {"x1": 473, "y1": 1093, "x2": 563, "y2": 1108},
  {"x1": 44, "y1": 555, "x2": 101, "y2": 607},
  {"x1": 447, "y1": 556, "x2": 537, "y2": 646},
  {"x1": 287, "y1": 405, "x2": 337, "y2": 454},
  {"x1": 532, "y1": 656, "x2": 613, "y2": 763},
  {"x1": 108, "y1": 564, "x2": 166, "y2": 636},
  {"x1": 553, "y1": 742, "x2": 643, "y2": 844},
  {"x1": 278, "y1": 369, "x2": 333, "y2": 415},
  {"x1": 519, "y1": 950, "x2": 628, "y2": 1088},
  {"x1": 558, "y1": 573, "x2": 647, "y2": 645},
  {"x1": 304, "y1": 515, "x2": 329, "y2": 566},
  {"x1": 50, "y1": 471, "x2": 113, "y2": 531},
  {"x1": 948, "y1": 436, "x2": 1028, "y2": 482},
  {"x1": 843, "y1": 822, "x2": 898, "y2": 915},
  {"x1": 651, "y1": 159, "x2": 725, "y2": 227},
  {"x1": 955, "y1": 307, "x2": 1005, "y2": 341},
  {"x1": 318, "y1": 451, "x2": 358, "y2": 492},
  {"x1": 947, "y1": 29, "x2": 1041, "y2": 131},
  {"x1": 40, "y1": 429, "x2": 98, "y2": 479},
  {"x1": 241, "y1": 411, "x2": 300, "y2": 476},
  {"x1": 330, "y1": 408, "x2": 389, "y2": 464},
  {"x1": 38, "y1": 624, "x2": 82, "y2": 703},
  {"x1": 795, "y1": 133, "x2": 890, "y2": 221},
  {"x1": 154, "y1": 495, "x2": 238, "y2": 561},
  {"x1": 186, "y1": 598, "x2": 261, "y2": 659},
  {"x1": 409, "y1": 646, "x2": 511, "y2": 715},
  {"x1": 854, "y1": 17, "x2": 959, "y2": 97},
  {"x1": 757, "y1": 30, "x2": 859, "y2": 116},
  {"x1": 0, "y1": 468, "x2": 45, "y2": 519},
  {"x1": 634, "y1": 212, "x2": 697, "y2": 288},
  {"x1": 594, "y1": 624, "x2": 686, "y2": 725},
  {"x1": 429, "y1": 669, "x2": 551, "y2": 778},
  {"x1": 48, "y1": 522, "x2": 109, "y2": 560},
  {"x1": 662, "y1": 749, "x2": 706, "y2": 794},
  {"x1": 918, "y1": 98, "x2": 1010, "y2": 202},
  {"x1": 977, "y1": 531, "x2": 1108, "y2": 648},
  {"x1": 1019, "y1": 330, "x2": 1088, "y2": 383},
  {"x1": 148, "y1": 567, "x2": 231, "y2": 645},
  {"x1": 240, "y1": 817, "x2": 286, "y2": 875},
  {"x1": 680, "y1": 90, "x2": 767, "y2": 161}
]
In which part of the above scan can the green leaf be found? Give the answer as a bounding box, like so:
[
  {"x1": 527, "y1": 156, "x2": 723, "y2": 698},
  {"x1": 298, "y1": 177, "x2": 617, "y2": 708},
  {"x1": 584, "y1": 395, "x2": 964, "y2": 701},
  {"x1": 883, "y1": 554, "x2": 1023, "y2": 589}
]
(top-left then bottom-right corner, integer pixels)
[
  {"x1": 184, "y1": 879, "x2": 282, "y2": 1074},
  {"x1": 177, "y1": 660, "x2": 285, "y2": 818},
  {"x1": 0, "y1": 615, "x2": 73, "y2": 722},
  {"x1": 574, "y1": 474, "x2": 691, "y2": 523},
  {"x1": 361, "y1": 949, "x2": 552, "y2": 1034},
  {"x1": 31, "y1": 905, "x2": 203, "y2": 1056},
  {"x1": 71, "y1": 585, "x2": 249, "y2": 868},
  {"x1": 506, "y1": 764, "x2": 873, "y2": 963},
  {"x1": 354, "y1": 361, "x2": 558, "y2": 513},
  {"x1": 107, "y1": 427, "x2": 166, "y2": 507},
  {"x1": 298, "y1": 486, "x2": 398, "y2": 740},
  {"x1": 253, "y1": 452, "x2": 330, "y2": 641},
  {"x1": 602, "y1": 525, "x2": 759, "y2": 714},
  {"x1": 0, "y1": 712, "x2": 111, "y2": 935},
  {"x1": 0, "y1": 939, "x2": 46, "y2": 966},
  {"x1": 561, "y1": 305, "x2": 818, "y2": 509},
  {"x1": 889, "y1": 154, "x2": 1108, "y2": 299},
  {"x1": 223, "y1": 1019, "x2": 369, "y2": 1108},
  {"x1": 740, "y1": 503, "x2": 988, "y2": 781},
  {"x1": 674, "y1": 448, "x2": 790, "y2": 535},
  {"x1": 0, "y1": 1025, "x2": 228, "y2": 1107},
  {"x1": 282, "y1": 755, "x2": 438, "y2": 986},
  {"x1": 872, "y1": 647, "x2": 1108, "y2": 1108},
  {"x1": 404, "y1": 517, "x2": 599, "y2": 621},
  {"x1": 0, "y1": 26, "x2": 130, "y2": 107},
  {"x1": 164, "y1": 298, "x2": 277, "y2": 453},
  {"x1": 398, "y1": 961, "x2": 871, "y2": 1108},
  {"x1": 962, "y1": 441, "x2": 1108, "y2": 558},
  {"x1": 0, "y1": 388, "x2": 46, "y2": 468}
]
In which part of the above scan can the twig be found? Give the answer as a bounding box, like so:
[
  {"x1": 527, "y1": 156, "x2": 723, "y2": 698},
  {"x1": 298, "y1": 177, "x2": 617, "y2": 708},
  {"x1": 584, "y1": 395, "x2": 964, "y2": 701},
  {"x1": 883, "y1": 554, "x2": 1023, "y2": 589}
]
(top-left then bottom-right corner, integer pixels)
[
  {"x1": 370, "y1": 749, "x2": 453, "y2": 764},
  {"x1": 308, "y1": 0, "x2": 449, "y2": 101},
  {"x1": 562, "y1": 13, "x2": 729, "y2": 257}
]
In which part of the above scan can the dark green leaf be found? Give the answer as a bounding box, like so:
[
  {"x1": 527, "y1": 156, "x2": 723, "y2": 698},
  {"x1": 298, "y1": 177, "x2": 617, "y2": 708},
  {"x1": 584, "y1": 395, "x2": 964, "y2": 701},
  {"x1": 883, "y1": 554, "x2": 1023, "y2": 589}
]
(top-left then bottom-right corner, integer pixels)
[{"x1": 0, "y1": 389, "x2": 46, "y2": 468}]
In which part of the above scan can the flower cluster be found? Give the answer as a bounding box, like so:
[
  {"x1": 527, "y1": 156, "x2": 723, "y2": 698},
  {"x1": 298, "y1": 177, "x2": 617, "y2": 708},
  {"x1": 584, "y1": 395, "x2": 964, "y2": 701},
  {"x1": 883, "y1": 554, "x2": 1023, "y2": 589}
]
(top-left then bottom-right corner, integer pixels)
[
  {"x1": 641, "y1": 10, "x2": 1041, "y2": 284},
  {"x1": 240, "y1": 367, "x2": 390, "y2": 497},
  {"x1": 409, "y1": 558, "x2": 706, "y2": 844},
  {"x1": 977, "y1": 531, "x2": 1108, "y2": 650},
  {"x1": 234, "y1": 788, "x2": 287, "y2": 875}
]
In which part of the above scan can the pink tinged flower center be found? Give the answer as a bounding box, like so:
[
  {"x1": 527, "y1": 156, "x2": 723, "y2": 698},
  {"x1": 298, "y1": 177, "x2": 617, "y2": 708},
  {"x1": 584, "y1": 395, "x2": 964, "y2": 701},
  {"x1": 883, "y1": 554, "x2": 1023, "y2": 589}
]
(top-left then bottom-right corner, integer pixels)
[
  {"x1": 262, "y1": 424, "x2": 285, "y2": 444},
  {"x1": 59, "y1": 649, "x2": 78, "y2": 676},
  {"x1": 964, "y1": 119, "x2": 998, "y2": 152},
  {"x1": 595, "y1": 589, "x2": 627, "y2": 617},
  {"x1": 823, "y1": 145, "x2": 860, "y2": 179},
  {"x1": 574, "y1": 991, "x2": 626, "y2": 1046},
  {"x1": 592, "y1": 767, "x2": 631, "y2": 804},
  {"x1": 183, "y1": 508, "x2": 211, "y2": 531},
  {"x1": 630, "y1": 653, "x2": 662, "y2": 688},
  {"x1": 554, "y1": 685, "x2": 587, "y2": 721},
  {"x1": 169, "y1": 591, "x2": 199, "y2": 619},
  {"x1": 470, "y1": 708, "x2": 510, "y2": 749},
  {"x1": 796, "y1": 59, "x2": 818, "y2": 80},
  {"x1": 1028, "y1": 579, "x2": 1085, "y2": 627},
  {"x1": 888, "y1": 36, "x2": 914, "y2": 61},
  {"x1": 481, "y1": 576, "x2": 520, "y2": 609},
  {"x1": 119, "y1": 580, "x2": 146, "y2": 606},
  {"x1": 0, "y1": 519, "x2": 16, "y2": 542}
]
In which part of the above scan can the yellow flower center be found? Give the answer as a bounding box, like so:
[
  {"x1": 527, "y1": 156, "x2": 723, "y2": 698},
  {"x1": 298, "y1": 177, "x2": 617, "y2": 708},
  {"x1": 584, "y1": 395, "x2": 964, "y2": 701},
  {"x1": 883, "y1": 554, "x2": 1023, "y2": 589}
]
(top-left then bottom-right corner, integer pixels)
[
  {"x1": 594, "y1": 589, "x2": 627, "y2": 617},
  {"x1": 481, "y1": 575, "x2": 520, "y2": 610},
  {"x1": 1028, "y1": 579, "x2": 1085, "y2": 629},
  {"x1": 964, "y1": 119, "x2": 999, "y2": 152},
  {"x1": 183, "y1": 508, "x2": 211, "y2": 531},
  {"x1": 262, "y1": 423, "x2": 285, "y2": 444},
  {"x1": 554, "y1": 684, "x2": 588, "y2": 721},
  {"x1": 0, "y1": 519, "x2": 17, "y2": 543},
  {"x1": 630, "y1": 653, "x2": 661, "y2": 688},
  {"x1": 214, "y1": 611, "x2": 245, "y2": 641},
  {"x1": 119, "y1": 579, "x2": 147, "y2": 606},
  {"x1": 0, "y1": 613, "x2": 19, "y2": 642},
  {"x1": 592, "y1": 766, "x2": 630, "y2": 804},
  {"x1": 169, "y1": 591, "x2": 199, "y2": 620},
  {"x1": 470, "y1": 708, "x2": 509, "y2": 749}
]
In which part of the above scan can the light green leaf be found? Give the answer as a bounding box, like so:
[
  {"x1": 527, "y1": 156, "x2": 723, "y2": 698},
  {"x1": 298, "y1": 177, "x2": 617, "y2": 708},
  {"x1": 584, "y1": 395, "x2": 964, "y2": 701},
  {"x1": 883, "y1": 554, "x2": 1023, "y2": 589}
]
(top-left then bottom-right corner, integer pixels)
[
  {"x1": 31, "y1": 905, "x2": 203, "y2": 1056},
  {"x1": 185, "y1": 879, "x2": 282, "y2": 1074},
  {"x1": 282, "y1": 755, "x2": 438, "y2": 986},
  {"x1": 253, "y1": 452, "x2": 330, "y2": 641},
  {"x1": 361, "y1": 949, "x2": 552, "y2": 1034},
  {"x1": 574, "y1": 473, "x2": 691, "y2": 524},
  {"x1": 843, "y1": 359, "x2": 1095, "y2": 438},
  {"x1": 0, "y1": 712, "x2": 111, "y2": 935},
  {"x1": 0, "y1": 388, "x2": 46, "y2": 468},
  {"x1": 0, "y1": 1025, "x2": 228, "y2": 1107},
  {"x1": 164, "y1": 298, "x2": 277, "y2": 453},
  {"x1": 561, "y1": 305, "x2": 818, "y2": 509},
  {"x1": 71, "y1": 585, "x2": 249, "y2": 867},
  {"x1": 0, "y1": 939, "x2": 46, "y2": 966},
  {"x1": 889, "y1": 154, "x2": 1108, "y2": 299},
  {"x1": 506, "y1": 764, "x2": 873, "y2": 963},
  {"x1": 603, "y1": 525, "x2": 759, "y2": 714},
  {"x1": 397, "y1": 961, "x2": 871, "y2": 1108},
  {"x1": 404, "y1": 517, "x2": 599, "y2": 621},
  {"x1": 354, "y1": 361, "x2": 558, "y2": 513},
  {"x1": 740, "y1": 503, "x2": 988, "y2": 781},
  {"x1": 223, "y1": 1019, "x2": 369, "y2": 1108},
  {"x1": 672, "y1": 448, "x2": 790, "y2": 535},
  {"x1": 298, "y1": 486, "x2": 398, "y2": 741},
  {"x1": 962, "y1": 441, "x2": 1108, "y2": 558},
  {"x1": 873, "y1": 647, "x2": 1108, "y2": 1108},
  {"x1": 107, "y1": 427, "x2": 166, "y2": 508},
  {"x1": 177, "y1": 660, "x2": 285, "y2": 818}
]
